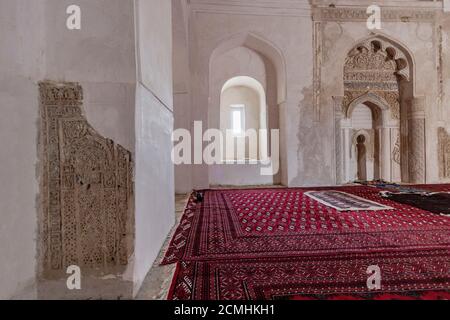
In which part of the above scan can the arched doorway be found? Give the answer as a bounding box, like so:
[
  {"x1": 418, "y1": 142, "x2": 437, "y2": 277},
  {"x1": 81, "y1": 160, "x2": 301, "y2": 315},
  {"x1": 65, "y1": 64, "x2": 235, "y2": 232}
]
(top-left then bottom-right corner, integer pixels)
[
  {"x1": 208, "y1": 33, "x2": 286, "y2": 186},
  {"x1": 220, "y1": 76, "x2": 268, "y2": 162},
  {"x1": 335, "y1": 35, "x2": 426, "y2": 184}
]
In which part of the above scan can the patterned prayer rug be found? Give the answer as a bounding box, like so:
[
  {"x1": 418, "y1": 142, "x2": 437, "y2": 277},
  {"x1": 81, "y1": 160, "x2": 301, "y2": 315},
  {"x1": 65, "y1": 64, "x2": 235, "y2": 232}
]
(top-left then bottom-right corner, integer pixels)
[
  {"x1": 162, "y1": 186, "x2": 450, "y2": 265},
  {"x1": 168, "y1": 250, "x2": 450, "y2": 300},
  {"x1": 304, "y1": 190, "x2": 393, "y2": 211}
]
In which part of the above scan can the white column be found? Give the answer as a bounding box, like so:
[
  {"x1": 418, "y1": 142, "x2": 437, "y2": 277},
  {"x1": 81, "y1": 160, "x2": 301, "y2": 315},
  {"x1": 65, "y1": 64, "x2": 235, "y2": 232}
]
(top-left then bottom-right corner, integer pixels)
[
  {"x1": 379, "y1": 127, "x2": 391, "y2": 181},
  {"x1": 390, "y1": 127, "x2": 402, "y2": 183},
  {"x1": 343, "y1": 127, "x2": 351, "y2": 182},
  {"x1": 333, "y1": 96, "x2": 344, "y2": 184},
  {"x1": 408, "y1": 97, "x2": 426, "y2": 183}
]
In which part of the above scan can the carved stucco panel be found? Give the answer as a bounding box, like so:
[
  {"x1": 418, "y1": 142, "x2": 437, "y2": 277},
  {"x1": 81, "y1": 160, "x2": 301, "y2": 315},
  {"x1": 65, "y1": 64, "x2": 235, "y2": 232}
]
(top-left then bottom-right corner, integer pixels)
[
  {"x1": 342, "y1": 39, "x2": 406, "y2": 121},
  {"x1": 438, "y1": 127, "x2": 450, "y2": 179},
  {"x1": 408, "y1": 119, "x2": 426, "y2": 183},
  {"x1": 39, "y1": 81, "x2": 134, "y2": 275},
  {"x1": 313, "y1": 7, "x2": 436, "y2": 23},
  {"x1": 392, "y1": 133, "x2": 401, "y2": 165}
]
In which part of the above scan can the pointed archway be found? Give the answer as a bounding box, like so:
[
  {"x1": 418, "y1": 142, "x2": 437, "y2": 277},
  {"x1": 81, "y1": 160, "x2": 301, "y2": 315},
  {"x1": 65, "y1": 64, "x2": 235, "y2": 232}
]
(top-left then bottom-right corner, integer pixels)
[
  {"x1": 335, "y1": 35, "x2": 426, "y2": 184},
  {"x1": 208, "y1": 32, "x2": 287, "y2": 186}
]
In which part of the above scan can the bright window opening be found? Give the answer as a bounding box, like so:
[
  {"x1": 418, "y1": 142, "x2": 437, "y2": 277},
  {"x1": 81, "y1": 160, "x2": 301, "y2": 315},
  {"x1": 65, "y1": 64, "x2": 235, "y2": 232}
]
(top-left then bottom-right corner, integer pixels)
[{"x1": 231, "y1": 104, "x2": 245, "y2": 135}]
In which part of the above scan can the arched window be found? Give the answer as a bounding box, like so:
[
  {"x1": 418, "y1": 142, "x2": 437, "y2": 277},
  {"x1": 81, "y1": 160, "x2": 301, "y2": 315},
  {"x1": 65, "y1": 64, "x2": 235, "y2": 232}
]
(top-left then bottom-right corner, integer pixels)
[{"x1": 220, "y1": 76, "x2": 268, "y2": 162}]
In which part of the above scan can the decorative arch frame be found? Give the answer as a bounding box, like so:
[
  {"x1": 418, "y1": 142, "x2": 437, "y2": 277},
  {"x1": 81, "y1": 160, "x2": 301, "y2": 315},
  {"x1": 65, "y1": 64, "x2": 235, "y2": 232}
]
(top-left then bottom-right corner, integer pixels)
[
  {"x1": 209, "y1": 32, "x2": 287, "y2": 105},
  {"x1": 339, "y1": 32, "x2": 416, "y2": 94},
  {"x1": 341, "y1": 34, "x2": 414, "y2": 121},
  {"x1": 346, "y1": 92, "x2": 390, "y2": 119},
  {"x1": 208, "y1": 32, "x2": 285, "y2": 186},
  {"x1": 219, "y1": 76, "x2": 269, "y2": 162},
  {"x1": 335, "y1": 33, "x2": 422, "y2": 184},
  {"x1": 221, "y1": 76, "x2": 268, "y2": 133}
]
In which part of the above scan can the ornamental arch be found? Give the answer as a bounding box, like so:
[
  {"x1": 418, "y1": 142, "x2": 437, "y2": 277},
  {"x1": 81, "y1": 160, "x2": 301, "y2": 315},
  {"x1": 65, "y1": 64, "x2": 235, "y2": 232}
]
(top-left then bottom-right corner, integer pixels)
[{"x1": 335, "y1": 35, "x2": 426, "y2": 184}]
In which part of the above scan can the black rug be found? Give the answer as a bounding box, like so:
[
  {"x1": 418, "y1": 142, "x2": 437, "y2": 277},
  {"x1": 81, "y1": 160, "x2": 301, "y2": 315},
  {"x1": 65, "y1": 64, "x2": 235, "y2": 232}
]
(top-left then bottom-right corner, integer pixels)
[{"x1": 386, "y1": 193, "x2": 450, "y2": 216}]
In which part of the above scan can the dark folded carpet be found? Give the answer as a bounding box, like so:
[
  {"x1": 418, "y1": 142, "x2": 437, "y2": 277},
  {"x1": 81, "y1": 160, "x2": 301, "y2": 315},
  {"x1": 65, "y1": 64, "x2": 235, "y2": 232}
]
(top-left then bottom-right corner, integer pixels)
[{"x1": 386, "y1": 193, "x2": 450, "y2": 216}]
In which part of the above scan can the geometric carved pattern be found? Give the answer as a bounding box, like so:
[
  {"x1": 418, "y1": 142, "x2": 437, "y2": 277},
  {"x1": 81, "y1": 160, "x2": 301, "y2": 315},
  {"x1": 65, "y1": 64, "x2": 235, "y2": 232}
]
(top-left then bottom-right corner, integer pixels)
[
  {"x1": 39, "y1": 81, "x2": 134, "y2": 273},
  {"x1": 392, "y1": 134, "x2": 401, "y2": 165},
  {"x1": 408, "y1": 119, "x2": 426, "y2": 183},
  {"x1": 334, "y1": 97, "x2": 344, "y2": 184},
  {"x1": 313, "y1": 7, "x2": 436, "y2": 23},
  {"x1": 343, "y1": 38, "x2": 409, "y2": 120},
  {"x1": 313, "y1": 21, "x2": 322, "y2": 122},
  {"x1": 438, "y1": 127, "x2": 450, "y2": 179}
]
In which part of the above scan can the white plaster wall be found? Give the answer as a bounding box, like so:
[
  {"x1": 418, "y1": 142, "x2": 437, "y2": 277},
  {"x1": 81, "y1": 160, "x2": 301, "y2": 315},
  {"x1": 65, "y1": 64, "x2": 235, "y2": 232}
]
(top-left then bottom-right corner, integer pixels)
[
  {"x1": 179, "y1": 0, "x2": 450, "y2": 188},
  {"x1": 187, "y1": 6, "x2": 312, "y2": 188},
  {"x1": 44, "y1": 0, "x2": 137, "y2": 151},
  {"x1": 209, "y1": 163, "x2": 276, "y2": 186},
  {"x1": 133, "y1": 0, "x2": 175, "y2": 295},
  {"x1": 321, "y1": 20, "x2": 440, "y2": 184},
  {"x1": 43, "y1": 0, "x2": 176, "y2": 298},
  {"x1": 173, "y1": 0, "x2": 193, "y2": 194},
  {"x1": 45, "y1": 0, "x2": 136, "y2": 84},
  {"x1": 173, "y1": 93, "x2": 192, "y2": 193},
  {"x1": 42, "y1": 0, "x2": 174, "y2": 297},
  {"x1": 0, "y1": 0, "x2": 142, "y2": 299},
  {"x1": 136, "y1": 0, "x2": 173, "y2": 109},
  {"x1": 82, "y1": 82, "x2": 136, "y2": 152},
  {"x1": 0, "y1": 80, "x2": 40, "y2": 299},
  {"x1": 0, "y1": 0, "x2": 46, "y2": 299},
  {"x1": 351, "y1": 104, "x2": 373, "y2": 129},
  {"x1": 220, "y1": 86, "x2": 260, "y2": 136},
  {"x1": 134, "y1": 84, "x2": 175, "y2": 296},
  {"x1": 42, "y1": 0, "x2": 137, "y2": 299},
  {"x1": 208, "y1": 46, "x2": 281, "y2": 185}
]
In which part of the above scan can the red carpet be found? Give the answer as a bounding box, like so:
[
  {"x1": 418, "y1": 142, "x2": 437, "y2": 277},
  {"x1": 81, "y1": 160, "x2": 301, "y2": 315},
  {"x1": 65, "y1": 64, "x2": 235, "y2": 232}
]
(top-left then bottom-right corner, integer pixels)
[
  {"x1": 164, "y1": 186, "x2": 450, "y2": 300},
  {"x1": 168, "y1": 250, "x2": 450, "y2": 300}
]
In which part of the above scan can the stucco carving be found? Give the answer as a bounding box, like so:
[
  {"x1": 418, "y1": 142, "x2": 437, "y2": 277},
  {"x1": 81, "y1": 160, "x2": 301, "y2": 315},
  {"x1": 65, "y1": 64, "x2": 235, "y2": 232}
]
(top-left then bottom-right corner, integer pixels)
[
  {"x1": 406, "y1": 97, "x2": 426, "y2": 183},
  {"x1": 313, "y1": 21, "x2": 322, "y2": 122},
  {"x1": 408, "y1": 119, "x2": 426, "y2": 183},
  {"x1": 313, "y1": 7, "x2": 436, "y2": 23},
  {"x1": 343, "y1": 39, "x2": 407, "y2": 120},
  {"x1": 39, "y1": 81, "x2": 134, "y2": 274},
  {"x1": 438, "y1": 26, "x2": 444, "y2": 118},
  {"x1": 333, "y1": 96, "x2": 344, "y2": 184},
  {"x1": 438, "y1": 127, "x2": 450, "y2": 179},
  {"x1": 392, "y1": 134, "x2": 401, "y2": 165}
]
